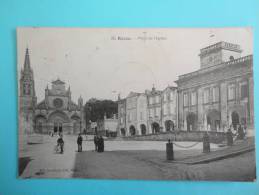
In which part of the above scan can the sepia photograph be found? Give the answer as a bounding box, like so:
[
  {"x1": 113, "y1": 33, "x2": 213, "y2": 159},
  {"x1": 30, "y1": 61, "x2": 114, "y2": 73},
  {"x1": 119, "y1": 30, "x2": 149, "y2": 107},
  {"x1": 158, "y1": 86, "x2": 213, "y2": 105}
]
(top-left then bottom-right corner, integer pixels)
[{"x1": 18, "y1": 27, "x2": 255, "y2": 181}]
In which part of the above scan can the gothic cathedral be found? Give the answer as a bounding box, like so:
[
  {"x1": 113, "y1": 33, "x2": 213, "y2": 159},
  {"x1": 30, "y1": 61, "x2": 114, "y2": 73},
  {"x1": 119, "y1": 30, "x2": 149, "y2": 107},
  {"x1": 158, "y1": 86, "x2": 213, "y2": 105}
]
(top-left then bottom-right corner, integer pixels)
[{"x1": 19, "y1": 48, "x2": 85, "y2": 135}]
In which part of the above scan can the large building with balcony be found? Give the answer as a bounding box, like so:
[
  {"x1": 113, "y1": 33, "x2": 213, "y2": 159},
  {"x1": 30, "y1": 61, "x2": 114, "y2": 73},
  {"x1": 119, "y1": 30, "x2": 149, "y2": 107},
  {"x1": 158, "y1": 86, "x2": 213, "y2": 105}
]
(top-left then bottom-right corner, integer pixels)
[
  {"x1": 19, "y1": 48, "x2": 85, "y2": 135},
  {"x1": 175, "y1": 41, "x2": 254, "y2": 133}
]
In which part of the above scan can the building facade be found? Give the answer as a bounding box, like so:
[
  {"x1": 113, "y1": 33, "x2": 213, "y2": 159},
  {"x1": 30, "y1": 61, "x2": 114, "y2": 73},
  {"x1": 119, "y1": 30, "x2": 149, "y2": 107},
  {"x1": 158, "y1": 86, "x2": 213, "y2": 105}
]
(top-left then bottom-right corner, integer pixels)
[
  {"x1": 96, "y1": 114, "x2": 118, "y2": 132},
  {"x1": 19, "y1": 48, "x2": 85, "y2": 135},
  {"x1": 175, "y1": 41, "x2": 254, "y2": 132},
  {"x1": 161, "y1": 86, "x2": 177, "y2": 131},
  {"x1": 117, "y1": 86, "x2": 177, "y2": 136},
  {"x1": 146, "y1": 87, "x2": 162, "y2": 134},
  {"x1": 124, "y1": 92, "x2": 148, "y2": 136},
  {"x1": 117, "y1": 97, "x2": 127, "y2": 136}
]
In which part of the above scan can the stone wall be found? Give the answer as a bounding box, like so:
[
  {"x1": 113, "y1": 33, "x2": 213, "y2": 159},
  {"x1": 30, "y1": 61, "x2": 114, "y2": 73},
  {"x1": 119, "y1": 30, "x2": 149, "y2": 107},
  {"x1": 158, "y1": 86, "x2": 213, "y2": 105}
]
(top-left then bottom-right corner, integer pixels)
[{"x1": 122, "y1": 131, "x2": 226, "y2": 144}]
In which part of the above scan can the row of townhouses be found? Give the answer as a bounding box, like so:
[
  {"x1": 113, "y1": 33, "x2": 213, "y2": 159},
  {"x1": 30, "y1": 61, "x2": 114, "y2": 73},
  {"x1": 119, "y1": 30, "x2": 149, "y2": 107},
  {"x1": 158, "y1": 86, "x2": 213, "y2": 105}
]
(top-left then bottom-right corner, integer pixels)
[{"x1": 117, "y1": 41, "x2": 254, "y2": 136}]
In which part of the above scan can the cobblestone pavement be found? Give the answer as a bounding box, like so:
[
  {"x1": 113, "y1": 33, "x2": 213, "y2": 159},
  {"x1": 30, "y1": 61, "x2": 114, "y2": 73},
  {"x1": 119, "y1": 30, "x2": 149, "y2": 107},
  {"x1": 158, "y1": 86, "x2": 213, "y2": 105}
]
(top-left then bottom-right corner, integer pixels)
[{"x1": 19, "y1": 135, "x2": 255, "y2": 181}]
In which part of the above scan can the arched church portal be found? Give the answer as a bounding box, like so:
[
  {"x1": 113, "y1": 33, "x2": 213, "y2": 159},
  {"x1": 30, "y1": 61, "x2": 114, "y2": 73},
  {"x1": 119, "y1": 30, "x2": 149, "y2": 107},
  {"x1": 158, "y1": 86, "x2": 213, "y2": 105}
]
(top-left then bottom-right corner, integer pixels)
[{"x1": 48, "y1": 111, "x2": 70, "y2": 133}]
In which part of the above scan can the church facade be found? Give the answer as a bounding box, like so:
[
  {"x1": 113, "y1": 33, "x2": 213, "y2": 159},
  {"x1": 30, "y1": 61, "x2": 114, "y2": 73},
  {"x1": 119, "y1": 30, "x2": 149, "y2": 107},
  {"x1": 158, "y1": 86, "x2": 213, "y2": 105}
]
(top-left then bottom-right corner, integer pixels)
[
  {"x1": 19, "y1": 48, "x2": 85, "y2": 135},
  {"x1": 175, "y1": 41, "x2": 254, "y2": 133}
]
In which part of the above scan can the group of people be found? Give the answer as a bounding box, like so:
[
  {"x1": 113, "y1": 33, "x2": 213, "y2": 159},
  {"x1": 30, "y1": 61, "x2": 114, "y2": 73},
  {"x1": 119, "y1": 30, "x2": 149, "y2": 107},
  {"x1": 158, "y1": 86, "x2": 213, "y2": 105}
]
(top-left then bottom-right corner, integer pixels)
[
  {"x1": 94, "y1": 135, "x2": 104, "y2": 152},
  {"x1": 55, "y1": 133, "x2": 105, "y2": 154},
  {"x1": 226, "y1": 124, "x2": 246, "y2": 146}
]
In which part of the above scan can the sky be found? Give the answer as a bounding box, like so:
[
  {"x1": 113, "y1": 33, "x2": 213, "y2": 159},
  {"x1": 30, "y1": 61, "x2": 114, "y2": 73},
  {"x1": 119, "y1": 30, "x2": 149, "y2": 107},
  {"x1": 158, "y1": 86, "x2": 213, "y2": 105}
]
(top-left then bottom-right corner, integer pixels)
[{"x1": 17, "y1": 28, "x2": 253, "y2": 103}]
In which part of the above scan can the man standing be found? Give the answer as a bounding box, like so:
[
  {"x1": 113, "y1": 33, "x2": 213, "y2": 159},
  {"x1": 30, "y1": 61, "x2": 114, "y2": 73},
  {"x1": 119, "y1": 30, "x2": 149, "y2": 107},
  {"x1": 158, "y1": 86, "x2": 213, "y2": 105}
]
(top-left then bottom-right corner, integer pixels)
[
  {"x1": 77, "y1": 134, "x2": 83, "y2": 152},
  {"x1": 94, "y1": 135, "x2": 98, "y2": 151},
  {"x1": 98, "y1": 136, "x2": 104, "y2": 152},
  {"x1": 57, "y1": 135, "x2": 64, "y2": 154}
]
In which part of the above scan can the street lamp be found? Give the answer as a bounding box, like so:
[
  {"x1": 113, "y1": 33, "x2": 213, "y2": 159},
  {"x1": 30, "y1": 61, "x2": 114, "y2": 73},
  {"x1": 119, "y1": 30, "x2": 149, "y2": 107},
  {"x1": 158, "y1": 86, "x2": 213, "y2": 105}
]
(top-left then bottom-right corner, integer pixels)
[
  {"x1": 227, "y1": 115, "x2": 229, "y2": 128},
  {"x1": 80, "y1": 120, "x2": 82, "y2": 134}
]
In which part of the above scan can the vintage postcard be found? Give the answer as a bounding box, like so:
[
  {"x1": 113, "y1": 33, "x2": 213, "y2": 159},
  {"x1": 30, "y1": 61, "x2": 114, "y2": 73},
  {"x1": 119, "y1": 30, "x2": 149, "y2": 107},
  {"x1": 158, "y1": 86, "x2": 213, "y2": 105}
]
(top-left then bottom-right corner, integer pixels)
[{"x1": 18, "y1": 27, "x2": 255, "y2": 181}]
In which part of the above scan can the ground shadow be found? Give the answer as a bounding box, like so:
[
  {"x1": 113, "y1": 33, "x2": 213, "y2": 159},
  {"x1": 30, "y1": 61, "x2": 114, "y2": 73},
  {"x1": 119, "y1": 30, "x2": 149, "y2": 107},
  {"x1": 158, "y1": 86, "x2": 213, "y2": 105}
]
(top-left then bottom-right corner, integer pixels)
[{"x1": 18, "y1": 157, "x2": 32, "y2": 176}]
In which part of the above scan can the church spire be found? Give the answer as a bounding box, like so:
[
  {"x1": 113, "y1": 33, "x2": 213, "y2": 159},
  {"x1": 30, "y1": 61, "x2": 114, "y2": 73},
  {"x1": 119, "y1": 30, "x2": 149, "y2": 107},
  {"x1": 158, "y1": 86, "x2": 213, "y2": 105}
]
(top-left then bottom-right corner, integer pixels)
[{"x1": 24, "y1": 47, "x2": 31, "y2": 71}]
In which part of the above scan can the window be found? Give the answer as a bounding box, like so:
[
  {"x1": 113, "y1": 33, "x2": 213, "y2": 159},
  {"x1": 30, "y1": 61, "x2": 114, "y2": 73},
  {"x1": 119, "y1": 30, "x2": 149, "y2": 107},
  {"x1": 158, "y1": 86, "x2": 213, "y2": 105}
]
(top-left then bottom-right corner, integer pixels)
[
  {"x1": 149, "y1": 97, "x2": 153, "y2": 104},
  {"x1": 128, "y1": 112, "x2": 131, "y2": 122},
  {"x1": 170, "y1": 92, "x2": 174, "y2": 100},
  {"x1": 184, "y1": 93, "x2": 188, "y2": 106},
  {"x1": 139, "y1": 100, "x2": 145, "y2": 108},
  {"x1": 212, "y1": 87, "x2": 219, "y2": 102},
  {"x1": 140, "y1": 112, "x2": 143, "y2": 120},
  {"x1": 228, "y1": 84, "x2": 235, "y2": 100},
  {"x1": 170, "y1": 103, "x2": 174, "y2": 114},
  {"x1": 240, "y1": 82, "x2": 248, "y2": 99},
  {"x1": 191, "y1": 92, "x2": 196, "y2": 106},
  {"x1": 156, "y1": 96, "x2": 159, "y2": 103},
  {"x1": 163, "y1": 104, "x2": 167, "y2": 115},
  {"x1": 155, "y1": 107, "x2": 160, "y2": 116},
  {"x1": 149, "y1": 109, "x2": 154, "y2": 118},
  {"x1": 203, "y1": 89, "x2": 210, "y2": 104},
  {"x1": 163, "y1": 94, "x2": 167, "y2": 102}
]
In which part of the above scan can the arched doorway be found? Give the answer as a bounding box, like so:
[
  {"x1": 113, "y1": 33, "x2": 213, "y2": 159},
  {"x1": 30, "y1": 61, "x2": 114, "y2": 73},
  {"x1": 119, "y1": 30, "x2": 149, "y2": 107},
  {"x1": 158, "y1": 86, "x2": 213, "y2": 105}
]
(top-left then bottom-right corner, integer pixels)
[
  {"x1": 34, "y1": 115, "x2": 47, "y2": 133},
  {"x1": 140, "y1": 124, "x2": 147, "y2": 135},
  {"x1": 120, "y1": 128, "x2": 126, "y2": 136},
  {"x1": 54, "y1": 122, "x2": 63, "y2": 133},
  {"x1": 207, "y1": 109, "x2": 220, "y2": 131},
  {"x1": 129, "y1": 125, "x2": 136, "y2": 136},
  {"x1": 186, "y1": 112, "x2": 197, "y2": 131},
  {"x1": 165, "y1": 120, "x2": 174, "y2": 131},
  {"x1": 231, "y1": 111, "x2": 239, "y2": 130},
  {"x1": 152, "y1": 122, "x2": 160, "y2": 133},
  {"x1": 48, "y1": 110, "x2": 70, "y2": 134}
]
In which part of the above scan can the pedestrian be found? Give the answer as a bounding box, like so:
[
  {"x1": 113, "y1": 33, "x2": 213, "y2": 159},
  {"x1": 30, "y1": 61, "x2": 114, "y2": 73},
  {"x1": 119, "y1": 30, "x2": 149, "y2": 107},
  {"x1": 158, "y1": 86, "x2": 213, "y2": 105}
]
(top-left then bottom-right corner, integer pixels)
[
  {"x1": 77, "y1": 133, "x2": 83, "y2": 152},
  {"x1": 97, "y1": 136, "x2": 101, "y2": 152},
  {"x1": 226, "y1": 128, "x2": 233, "y2": 146},
  {"x1": 237, "y1": 124, "x2": 245, "y2": 140},
  {"x1": 99, "y1": 136, "x2": 104, "y2": 152},
  {"x1": 57, "y1": 135, "x2": 64, "y2": 154},
  {"x1": 94, "y1": 135, "x2": 98, "y2": 151},
  {"x1": 203, "y1": 132, "x2": 210, "y2": 153}
]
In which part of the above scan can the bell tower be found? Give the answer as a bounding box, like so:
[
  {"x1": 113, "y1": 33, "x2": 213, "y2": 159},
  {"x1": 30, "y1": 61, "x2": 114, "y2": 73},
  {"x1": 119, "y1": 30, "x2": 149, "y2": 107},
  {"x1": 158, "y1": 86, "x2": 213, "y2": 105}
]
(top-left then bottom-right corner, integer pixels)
[{"x1": 19, "y1": 48, "x2": 37, "y2": 134}]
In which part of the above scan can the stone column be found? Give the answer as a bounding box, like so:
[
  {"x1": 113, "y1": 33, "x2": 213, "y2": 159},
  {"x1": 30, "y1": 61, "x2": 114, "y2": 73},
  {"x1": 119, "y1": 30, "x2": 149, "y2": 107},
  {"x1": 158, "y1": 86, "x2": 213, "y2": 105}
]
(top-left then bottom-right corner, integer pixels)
[
  {"x1": 220, "y1": 82, "x2": 228, "y2": 128},
  {"x1": 249, "y1": 77, "x2": 254, "y2": 127},
  {"x1": 197, "y1": 87, "x2": 204, "y2": 130}
]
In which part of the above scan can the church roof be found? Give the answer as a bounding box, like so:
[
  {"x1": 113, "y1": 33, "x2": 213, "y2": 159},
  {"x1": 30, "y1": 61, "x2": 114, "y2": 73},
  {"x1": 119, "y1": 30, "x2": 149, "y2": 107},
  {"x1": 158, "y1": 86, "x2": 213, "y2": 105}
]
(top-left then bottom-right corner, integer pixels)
[
  {"x1": 24, "y1": 48, "x2": 31, "y2": 70},
  {"x1": 52, "y1": 79, "x2": 65, "y2": 85},
  {"x1": 36, "y1": 100, "x2": 47, "y2": 109}
]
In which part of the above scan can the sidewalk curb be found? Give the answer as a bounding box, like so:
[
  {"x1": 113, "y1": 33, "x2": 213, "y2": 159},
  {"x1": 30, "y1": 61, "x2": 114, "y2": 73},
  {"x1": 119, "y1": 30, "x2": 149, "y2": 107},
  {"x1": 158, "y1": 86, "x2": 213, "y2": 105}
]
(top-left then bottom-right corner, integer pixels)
[{"x1": 171, "y1": 146, "x2": 255, "y2": 165}]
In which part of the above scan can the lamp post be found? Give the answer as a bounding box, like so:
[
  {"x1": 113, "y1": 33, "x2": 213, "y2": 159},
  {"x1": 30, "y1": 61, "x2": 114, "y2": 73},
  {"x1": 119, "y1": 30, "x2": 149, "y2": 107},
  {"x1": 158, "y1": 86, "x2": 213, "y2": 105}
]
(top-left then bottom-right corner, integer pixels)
[
  {"x1": 227, "y1": 115, "x2": 229, "y2": 129},
  {"x1": 80, "y1": 120, "x2": 82, "y2": 134}
]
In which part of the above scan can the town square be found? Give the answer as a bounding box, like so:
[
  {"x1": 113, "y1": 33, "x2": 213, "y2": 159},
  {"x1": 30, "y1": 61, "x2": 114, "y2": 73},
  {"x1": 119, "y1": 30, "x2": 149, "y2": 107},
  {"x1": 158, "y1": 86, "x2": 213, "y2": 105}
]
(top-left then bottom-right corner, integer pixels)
[{"x1": 18, "y1": 28, "x2": 255, "y2": 181}]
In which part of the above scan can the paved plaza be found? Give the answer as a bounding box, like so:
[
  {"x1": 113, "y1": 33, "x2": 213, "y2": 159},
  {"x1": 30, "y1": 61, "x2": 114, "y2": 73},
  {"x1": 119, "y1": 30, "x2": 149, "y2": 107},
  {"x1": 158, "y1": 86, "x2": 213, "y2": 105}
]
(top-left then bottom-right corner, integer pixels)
[{"x1": 19, "y1": 134, "x2": 255, "y2": 181}]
